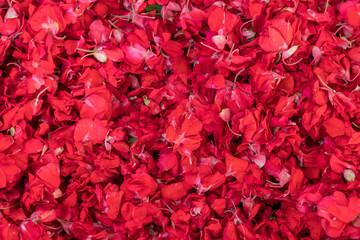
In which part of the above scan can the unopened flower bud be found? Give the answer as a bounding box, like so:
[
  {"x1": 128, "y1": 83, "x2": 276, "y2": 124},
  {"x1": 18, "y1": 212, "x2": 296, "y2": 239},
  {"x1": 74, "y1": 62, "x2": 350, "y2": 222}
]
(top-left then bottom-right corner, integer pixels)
[
  {"x1": 344, "y1": 169, "x2": 356, "y2": 182},
  {"x1": 219, "y1": 108, "x2": 231, "y2": 122}
]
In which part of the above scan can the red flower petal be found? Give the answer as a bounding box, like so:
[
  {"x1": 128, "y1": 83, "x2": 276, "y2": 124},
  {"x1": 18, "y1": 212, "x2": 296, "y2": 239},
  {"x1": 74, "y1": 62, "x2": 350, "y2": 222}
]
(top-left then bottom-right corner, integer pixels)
[
  {"x1": 162, "y1": 40, "x2": 184, "y2": 58},
  {"x1": 161, "y1": 182, "x2": 187, "y2": 200},
  {"x1": 74, "y1": 119, "x2": 108, "y2": 142},
  {"x1": 36, "y1": 163, "x2": 61, "y2": 190},
  {"x1": 204, "y1": 74, "x2": 226, "y2": 89},
  {"x1": 322, "y1": 118, "x2": 346, "y2": 138},
  {"x1": 0, "y1": 134, "x2": 13, "y2": 152},
  {"x1": 259, "y1": 19, "x2": 293, "y2": 52}
]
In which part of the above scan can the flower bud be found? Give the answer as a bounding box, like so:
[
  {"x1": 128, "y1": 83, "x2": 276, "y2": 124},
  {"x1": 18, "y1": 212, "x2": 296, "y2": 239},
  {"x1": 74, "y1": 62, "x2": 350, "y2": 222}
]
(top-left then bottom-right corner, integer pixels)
[
  {"x1": 94, "y1": 50, "x2": 107, "y2": 63},
  {"x1": 344, "y1": 169, "x2": 356, "y2": 182},
  {"x1": 219, "y1": 108, "x2": 231, "y2": 122}
]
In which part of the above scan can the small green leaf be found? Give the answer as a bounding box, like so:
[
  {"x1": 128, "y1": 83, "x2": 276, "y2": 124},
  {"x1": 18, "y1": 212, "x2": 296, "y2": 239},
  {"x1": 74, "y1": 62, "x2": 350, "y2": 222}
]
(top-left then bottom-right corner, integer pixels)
[
  {"x1": 127, "y1": 136, "x2": 137, "y2": 146},
  {"x1": 145, "y1": 4, "x2": 162, "y2": 13}
]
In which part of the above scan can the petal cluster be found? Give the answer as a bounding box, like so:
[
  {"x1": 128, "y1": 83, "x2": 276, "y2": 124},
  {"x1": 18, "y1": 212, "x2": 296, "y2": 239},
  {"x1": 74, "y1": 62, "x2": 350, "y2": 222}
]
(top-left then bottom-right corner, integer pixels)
[{"x1": 0, "y1": 0, "x2": 360, "y2": 239}]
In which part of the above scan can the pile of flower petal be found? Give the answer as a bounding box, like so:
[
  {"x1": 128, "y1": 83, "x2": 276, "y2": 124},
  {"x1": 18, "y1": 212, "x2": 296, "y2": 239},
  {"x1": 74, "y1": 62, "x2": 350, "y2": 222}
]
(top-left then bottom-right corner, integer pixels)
[{"x1": 1, "y1": 0, "x2": 360, "y2": 239}]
